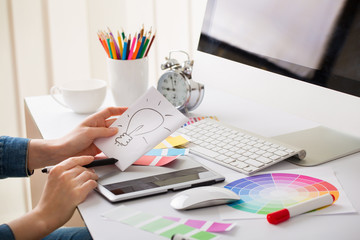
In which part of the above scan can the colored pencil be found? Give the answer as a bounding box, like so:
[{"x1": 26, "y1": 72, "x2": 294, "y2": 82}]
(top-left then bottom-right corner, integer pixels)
[
  {"x1": 117, "y1": 31, "x2": 123, "y2": 59},
  {"x1": 128, "y1": 33, "x2": 137, "y2": 60},
  {"x1": 144, "y1": 30, "x2": 156, "y2": 57},
  {"x1": 140, "y1": 24, "x2": 144, "y2": 39},
  {"x1": 121, "y1": 27, "x2": 126, "y2": 40},
  {"x1": 136, "y1": 35, "x2": 146, "y2": 59},
  {"x1": 108, "y1": 27, "x2": 120, "y2": 59},
  {"x1": 106, "y1": 37, "x2": 113, "y2": 59},
  {"x1": 139, "y1": 33, "x2": 150, "y2": 58},
  {"x1": 110, "y1": 37, "x2": 117, "y2": 59},
  {"x1": 132, "y1": 37, "x2": 142, "y2": 60},
  {"x1": 122, "y1": 38, "x2": 127, "y2": 60},
  {"x1": 127, "y1": 34, "x2": 131, "y2": 59},
  {"x1": 97, "y1": 32, "x2": 110, "y2": 58}
]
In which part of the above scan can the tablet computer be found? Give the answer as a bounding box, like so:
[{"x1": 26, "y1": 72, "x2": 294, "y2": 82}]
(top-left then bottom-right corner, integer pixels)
[{"x1": 94, "y1": 156, "x2": 225, "y2": 203}]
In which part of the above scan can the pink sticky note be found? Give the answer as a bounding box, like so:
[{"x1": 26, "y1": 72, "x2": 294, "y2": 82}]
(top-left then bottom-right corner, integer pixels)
[{"x1": 133, "y1": 155, "x2": 178, "y2": 166}]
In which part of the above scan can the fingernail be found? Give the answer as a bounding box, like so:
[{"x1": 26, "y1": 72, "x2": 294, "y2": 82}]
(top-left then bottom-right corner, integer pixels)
[{"x1": 110, "y1": 127, "x2": 118, "y2": 132}]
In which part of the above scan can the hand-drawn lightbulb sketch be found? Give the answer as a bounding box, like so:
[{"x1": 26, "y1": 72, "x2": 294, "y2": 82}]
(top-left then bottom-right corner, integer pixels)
[{"x1": 115, "y1": 108, "x2": 166, "y2": 146}]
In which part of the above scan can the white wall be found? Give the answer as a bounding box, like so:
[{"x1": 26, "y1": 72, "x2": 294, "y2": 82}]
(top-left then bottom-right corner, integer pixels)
[{"x1": 0, "y1": 0, "x2": 207, "y2": 224}]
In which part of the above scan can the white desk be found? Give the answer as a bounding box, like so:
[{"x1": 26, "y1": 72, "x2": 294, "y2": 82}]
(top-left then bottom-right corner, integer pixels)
[{"x1": 25, "y1": 87, "x2": 360, "y2": 240}]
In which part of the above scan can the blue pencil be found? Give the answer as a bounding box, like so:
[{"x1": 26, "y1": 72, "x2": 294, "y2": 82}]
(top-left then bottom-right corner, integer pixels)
[
  {"x1": 136, "y1": 36, "x2": 146, "y2": 59},
  {"x1": 122, "y1": 38, "x2": 128, "y2": 60}
]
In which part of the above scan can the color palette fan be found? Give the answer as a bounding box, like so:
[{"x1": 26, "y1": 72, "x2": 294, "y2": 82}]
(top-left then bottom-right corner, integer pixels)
[{"x1": 225, "y1": 173, "x2": 339, "y2": 215}]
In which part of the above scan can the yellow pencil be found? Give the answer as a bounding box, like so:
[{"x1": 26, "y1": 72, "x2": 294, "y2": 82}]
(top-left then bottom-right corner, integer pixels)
[
  {"x1": 117, "y1": 31, "x2": 123, "y2": 59},
  {"x1": 110, "y1": 36, "x2": 117, "y2": 59}
]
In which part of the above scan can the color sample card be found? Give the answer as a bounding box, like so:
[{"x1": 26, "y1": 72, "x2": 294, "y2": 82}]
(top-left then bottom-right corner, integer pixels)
[
  {"x1": 218, "y1": 167, "x2": 356, "y2": 220},
  {"x1": 162, "y1": 216, "x2": 236, "y2": 232},
  {"x1": 133, "y1": 147, "x2": 188, "y2": 166},
  {"x1": 145, "y1": 148, "x2": 189, "y2": 156},
  {"x1": 94, "y1": 87, "x2": 188, "y2": 171},
  {"x1": 133, "y1": 155, "x2": 179, "y2": 166},
  {"x1": 102, "y1": 205, "x2": 223, "y2": 239},
  {"x1": 154, "y1": 134, "x2": 190, "y2": 149}
]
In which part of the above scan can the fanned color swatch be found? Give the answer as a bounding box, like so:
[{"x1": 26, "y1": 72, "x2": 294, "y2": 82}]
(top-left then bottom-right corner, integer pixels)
[
  {"x1": 225, "y1": 173, "x2": 339, "y2": 215},
  {"x1": 183, "y1": 116, "x2": 218, "y2": 127}
]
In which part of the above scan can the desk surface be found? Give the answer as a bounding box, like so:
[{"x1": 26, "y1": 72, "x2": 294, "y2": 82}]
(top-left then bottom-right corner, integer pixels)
[{"x1": 25, "y1": 87, "x2": 360, "y2": 240}]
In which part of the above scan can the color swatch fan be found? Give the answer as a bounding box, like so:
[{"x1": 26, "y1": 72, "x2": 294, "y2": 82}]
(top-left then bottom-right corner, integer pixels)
[{"x1": 225, "y1": 173, "x2": 339, "y2": 215}]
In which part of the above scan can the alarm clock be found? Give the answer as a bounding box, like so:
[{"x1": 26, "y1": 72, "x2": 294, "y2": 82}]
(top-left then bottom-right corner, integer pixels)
[{"x1": 157, "y1": 50, "x2": 204, "y2": 113}]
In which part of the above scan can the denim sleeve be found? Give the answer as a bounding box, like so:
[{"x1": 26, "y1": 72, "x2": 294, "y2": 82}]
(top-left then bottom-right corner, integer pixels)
[
  {"x1": 0, "y1": 224, "x2": 15, "y2": 240},
  {"x1": 0, "y1": 136, "x2": 32, "y2": 179}
]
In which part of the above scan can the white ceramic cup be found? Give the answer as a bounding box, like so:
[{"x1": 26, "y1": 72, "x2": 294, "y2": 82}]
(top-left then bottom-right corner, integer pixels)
[
  {"x1": 50, "y1": 79, "x2": 107, "y2": 114},
  {"x1": 107, "y1": 58, "x2": 149, "y2": 106}
]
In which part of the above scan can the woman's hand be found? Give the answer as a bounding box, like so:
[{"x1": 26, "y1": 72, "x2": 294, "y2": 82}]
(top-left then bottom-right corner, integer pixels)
[
  {"x1": 8, "y1": 156, "x2": 98, "y2": 239},
  {"x1": 28, "y1": 107, "x2": 127, "y2": 170},
  {"x1": 58, "y1": 106, "x2": 127, "y2": 157}
]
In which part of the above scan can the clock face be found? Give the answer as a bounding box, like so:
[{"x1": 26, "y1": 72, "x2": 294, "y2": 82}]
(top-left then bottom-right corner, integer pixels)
[{"x1": 157, "y1": 71, "x2": 189, "y2": 108}]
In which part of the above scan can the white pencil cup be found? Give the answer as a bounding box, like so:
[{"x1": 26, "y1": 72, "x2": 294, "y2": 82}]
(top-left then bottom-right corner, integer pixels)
[{"x1": 107, "y1": 58, "x2": 149, "y2": 107}]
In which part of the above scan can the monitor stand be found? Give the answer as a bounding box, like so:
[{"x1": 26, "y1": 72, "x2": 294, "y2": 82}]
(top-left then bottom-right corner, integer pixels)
[{"x1": 272, "y1": 126, "x2": 360, "y2": 166}]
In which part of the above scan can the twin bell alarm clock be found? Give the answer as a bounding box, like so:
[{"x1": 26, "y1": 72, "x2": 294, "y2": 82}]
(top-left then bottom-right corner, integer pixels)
[{"x1": 157, "y1": 50, "x2": 204, "y2": 113}]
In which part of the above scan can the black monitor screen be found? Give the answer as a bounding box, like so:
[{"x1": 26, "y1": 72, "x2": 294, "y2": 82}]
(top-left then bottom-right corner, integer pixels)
[{"x1": 198, "y1": 0, "x2": 360, "y2": 97}]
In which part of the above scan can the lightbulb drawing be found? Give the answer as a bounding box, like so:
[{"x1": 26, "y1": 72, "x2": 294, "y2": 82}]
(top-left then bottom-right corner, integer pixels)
[{"x1": 115, "y1": 108, "x2": 165, "y2": 146}]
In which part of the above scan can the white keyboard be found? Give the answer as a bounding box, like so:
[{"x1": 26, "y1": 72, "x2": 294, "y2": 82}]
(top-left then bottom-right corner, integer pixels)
[{"x1": 177, "y1": 119, "x2": 306, "y2": 175}]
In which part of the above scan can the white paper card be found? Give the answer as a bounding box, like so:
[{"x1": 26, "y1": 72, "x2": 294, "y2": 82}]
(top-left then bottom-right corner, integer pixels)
[{"x1": 94, "y1": 87, "x2": 188, "y2": 171}]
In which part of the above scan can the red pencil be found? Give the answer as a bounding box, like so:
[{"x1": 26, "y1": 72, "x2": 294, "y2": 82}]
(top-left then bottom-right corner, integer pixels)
[{"x1": 144, "y1": 30, "x2": 156, "y2": 57}]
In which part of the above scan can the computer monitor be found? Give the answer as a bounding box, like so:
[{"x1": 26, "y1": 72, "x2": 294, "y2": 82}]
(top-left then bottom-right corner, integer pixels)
[{"x1": 195, "y1": 0, "x2": 360, "y2": 166}]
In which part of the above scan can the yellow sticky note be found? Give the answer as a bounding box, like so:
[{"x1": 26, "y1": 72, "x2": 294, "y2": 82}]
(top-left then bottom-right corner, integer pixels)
[{"x1": 154, "y1": 135, "x2": 190, "y2": 149}]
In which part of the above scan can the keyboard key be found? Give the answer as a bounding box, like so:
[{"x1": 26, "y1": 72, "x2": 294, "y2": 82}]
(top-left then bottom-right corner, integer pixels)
[
  {"x1": 191, "y1": 146, "x2": 220, "y2": 158},
  {"x1": 249, "y1": 153, "x2": 260, "y2": 159},
  {"x1": 285, "y1": 149, "x2": 295, "y2": 153},
  {"x1": 274, "y1": 150, "x2": 288, "y2": 157},
  {"x1": 238, "y1": 156, "x2": 248, "y2": 162},
  {"x1": 225, "y1": 151, "x2": 235, "y2": 157},
  {"x1": 256, "y1": 150, "x2": 266, "y2": 155},
  {"x1": 256, "y1": 156, "x2": 272, "y2": 164},
  {"x1": 263, "y1": 152, "x2": 273, "y2": 158},
  {"x1": 230, "y1": 161, "x2": 239, "y2": 166},
  {"x1": 270, "y1": 155, "x2": 280, "y2": 160},
  {"x1": 236, "y1": 149, "x2": 246, "y2": 154},
  {"x1": 245, "y1": 159, "x2": 264, "y2": 167},
  {"x1": 215, "y1": 155, "x2": 228, "y2": 161},
  {"x1": 243, "y1": 165, "x2": 258, "y2": 172},
  {"x1": 218, "y1": 149, "x2": 227, "y2": 154},
  {"x1": 223, "y1": 158, "x2": 235, "y2": 164},
  {"x1": 235, "y1": 161, "x2": 249, "y2": 169}
]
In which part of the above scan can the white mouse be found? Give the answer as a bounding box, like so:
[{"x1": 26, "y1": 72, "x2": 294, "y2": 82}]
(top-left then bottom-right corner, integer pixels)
[{"x1": 170, "y1": 186, "x2": 240, "y2": 210}]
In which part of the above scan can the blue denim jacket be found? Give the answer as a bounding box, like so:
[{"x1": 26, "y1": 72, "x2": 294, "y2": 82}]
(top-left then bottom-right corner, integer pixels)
[
  {"x1": 0, "y1": 136, "x2": 31, "y2": 239},
  {"x1": 0, "y1": 136, "x2": 31, "y2": 179}
]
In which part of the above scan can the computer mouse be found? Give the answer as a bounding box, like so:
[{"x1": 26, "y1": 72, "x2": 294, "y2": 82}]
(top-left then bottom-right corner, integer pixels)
[{"x1": 170, "y1": 186, "x2": 240, "y2": 210}]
